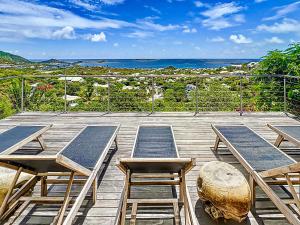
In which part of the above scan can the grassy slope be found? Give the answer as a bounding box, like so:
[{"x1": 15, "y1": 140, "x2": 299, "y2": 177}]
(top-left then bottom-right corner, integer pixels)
[{"x1": 0, "y1": 51, "x2": 30, "y2": 64}]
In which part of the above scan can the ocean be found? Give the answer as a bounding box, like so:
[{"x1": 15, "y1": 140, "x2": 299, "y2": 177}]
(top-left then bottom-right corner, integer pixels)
[{"x1": 35, "y1": 59, "x2": 260, "y2": 69}]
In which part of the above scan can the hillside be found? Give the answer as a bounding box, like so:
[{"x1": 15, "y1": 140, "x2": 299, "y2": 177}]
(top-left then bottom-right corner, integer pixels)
[
  {"x1": 0, "y1": 51, "x2": 30, "y2": 64},
  {"x1": 41, "y1": 59, "x2": 67, "y2": 64}
]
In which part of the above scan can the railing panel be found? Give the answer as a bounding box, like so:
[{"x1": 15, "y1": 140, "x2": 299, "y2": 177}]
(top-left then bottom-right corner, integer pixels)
[
  {"x1": 286, "y1": 76, "x2": 300, "y2": 116},
  {"x1": 0, "y1": 74, "x2": 299, "y2": 117},
  {"x1": 23, "y1": 76, "x2": 65, "y2": 112},
  {"x1": 65, "y1": 77, "x2": 108, "y2": 112},
  {"x1": 153, "y1": 76, "x2": 197, "y2": 112},
  {"x1": 198, "y1": 76, "x2": 240, "y2": 112},
  {"x1": 109, "y1": 76, "x2": 151, "y2": 112},
  {"x1": 0, "y1": 77, "x2": 21, "y2": 118},
  {"x1": 243, "y1": 76, "x2": 284, "y2": 112}
]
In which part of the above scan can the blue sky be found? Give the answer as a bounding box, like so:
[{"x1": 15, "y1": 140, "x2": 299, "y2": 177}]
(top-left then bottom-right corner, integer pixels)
[{"x1": 0, "y1": 0, "x2": 299, "y2": 59}]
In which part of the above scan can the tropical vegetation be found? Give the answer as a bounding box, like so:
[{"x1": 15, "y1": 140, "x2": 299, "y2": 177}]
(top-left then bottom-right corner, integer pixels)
[{"x1": 0, "y1": 43, "x2": 299, "y2": 119}]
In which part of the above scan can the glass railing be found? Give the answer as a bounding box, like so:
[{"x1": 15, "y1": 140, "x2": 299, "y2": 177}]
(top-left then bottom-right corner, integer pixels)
[{"x1": 0, "y1": 74, "x2": 299, "y2": 117}]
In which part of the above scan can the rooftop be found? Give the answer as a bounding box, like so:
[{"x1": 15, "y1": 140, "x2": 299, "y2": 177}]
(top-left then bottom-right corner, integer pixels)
[{"x1": 1, "y1": 111, "x2": 299, "y2": 225}]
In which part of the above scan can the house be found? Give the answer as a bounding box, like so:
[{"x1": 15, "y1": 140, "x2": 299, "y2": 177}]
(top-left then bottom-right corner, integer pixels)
[
  {"x1": 62, "y1": 95, "x2": 81, "y2": 107},
  {"x1": 58, "y1": 77, "x2": 84, "y2": 82},
  {"x1": 186, "y1": 84, "x2": 196, "y2": 92},
  {"x1": 93, "y1": 83, "x2": 108, "y2": 88}
]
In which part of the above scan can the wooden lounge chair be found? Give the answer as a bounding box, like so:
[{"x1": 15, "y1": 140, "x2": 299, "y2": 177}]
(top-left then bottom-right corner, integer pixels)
[
  {"x1": 267, "y1": 124, "x2": 300, "y2": 147},
  {"x1": 116, "y1": 125, "x2": 197, "y2": 225},
  {"x1": 212, "y1": 124, "x2": 300, "y2": 225},
  {"x1": 0, "y1": 125, "x2": 119, "y2": 225},
  {"x1": 0, "y1": 125, "x2": 52, "y2": 154}
]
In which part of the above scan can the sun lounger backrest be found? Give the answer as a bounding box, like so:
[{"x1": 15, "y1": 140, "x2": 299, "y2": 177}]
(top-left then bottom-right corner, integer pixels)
[
  {"x1": 214, "y1": 125, "x2": 294, "y2": 171},
  {"x1": 269, "y1": 125, "x2": 300, "y2": 146},
  {"x1": 274, "y1": 126, "x2": 300, "y2": 141},
  {"x1": 59, "y1": 126, "x2": 118, "y2": 169},
  {"x1": 0, "y1": 126, "x2": 47, "y2": 154},
  {"x1": 133, "y1": 126, "x2": 178, "y2": 158}
]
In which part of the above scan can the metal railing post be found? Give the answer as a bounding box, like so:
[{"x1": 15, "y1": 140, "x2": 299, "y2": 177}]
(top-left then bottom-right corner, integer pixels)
[
  {"x1": 64, "y1": 76, "x2": 67, "y2": 113},
  {"x1": 21, "y1": 77, "x2": 24, "y2": 112},
  {"x1": 239, "y1": 75, "x2": 243, "y2": 116},
  {"x1": 151, "y1": 77, "x2": 154, "y2": 113},
  {"x1": 284, "y1": 76, "x2": 287, "y2": 113},
  {"x1": 107, "y1": 79, "x2": 110, "y2": 113},
  {"x1": 195, "y1": 77, "x2": 199, "y2": 115}
]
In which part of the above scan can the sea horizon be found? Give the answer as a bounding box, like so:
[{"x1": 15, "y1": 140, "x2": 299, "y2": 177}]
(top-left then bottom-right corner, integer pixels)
[{"x1": 30, "y1": 58, "x2": 260, "y2": 69}]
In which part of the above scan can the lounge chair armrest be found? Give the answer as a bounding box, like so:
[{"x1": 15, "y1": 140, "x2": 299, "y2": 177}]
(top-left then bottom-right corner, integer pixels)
[{"x1": 259, "y1": 162, "x2": 300, "y2": 178}]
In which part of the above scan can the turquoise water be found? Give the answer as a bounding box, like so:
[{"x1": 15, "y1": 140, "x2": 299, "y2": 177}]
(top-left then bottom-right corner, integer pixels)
[{"x1": 34, "y1": 59, "x2": 260, "y2": 69}]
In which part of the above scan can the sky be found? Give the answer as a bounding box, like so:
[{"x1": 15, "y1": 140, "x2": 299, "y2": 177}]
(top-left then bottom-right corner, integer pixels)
[{"x1": 0, "y1": 0, "x2": 299, "y2": 59}]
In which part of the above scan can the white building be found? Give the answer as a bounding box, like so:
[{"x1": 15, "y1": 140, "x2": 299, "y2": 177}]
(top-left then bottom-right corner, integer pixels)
[{"x1": 58, "y1": 77, "x2": 84, "y2": 82}]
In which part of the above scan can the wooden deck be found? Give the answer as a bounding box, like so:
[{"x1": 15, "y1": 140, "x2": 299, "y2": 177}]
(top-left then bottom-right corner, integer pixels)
[{"x1": 0, "y1": 111, "x2": 299, "y2": 225}]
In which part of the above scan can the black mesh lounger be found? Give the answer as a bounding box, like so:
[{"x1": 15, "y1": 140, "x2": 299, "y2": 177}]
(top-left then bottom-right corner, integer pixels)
[
  {"x1": 0, "y1": 125, "x2": 120, "y2": 225},
  {"x1": 0, "y1": 125, "x2": 52, "y2": 155},
  {"x1": 212, "y1": 125, "x2": 300, "y2": 225},
  {"x1": 116, "y1": 125, "x2": 196, "y2": 225},
  {"x1": 267, "y1": 124, "x2": 300, "y2": 148}
]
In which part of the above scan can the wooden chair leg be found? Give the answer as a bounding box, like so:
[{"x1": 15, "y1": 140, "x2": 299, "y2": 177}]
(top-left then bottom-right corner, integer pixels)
[
  {"x1": 8, "y1": 176, "x2": 38, "y2": 208},
  {"x1": 37, "y1": 136, "x2": 47, "y2": 150},
  {"x1": 7, "y1": 200, "x2": 30, "y2": 225},
  {"x1": 114, "y1": 137, "x2": 118, "y2": 151},
  {"x1": 92, "y1": 178, "x2": 98, "y2": 205},
  {"x1": 213, "y1": 136, "x2": 221, "y2": 151},
  {"x1": 120, "y1": 170, "x2": 130, "y2": 225},
  {"x1": 274, "y1": 135, "x2": 284, "y2": 147},
  {"x1": 173, "y1": 202, "x2": 180, "y2": 225},
  {"x1": 285, "y1": 174, "x2": 300, "y2": 210},
  {"x1": 249, "y1": 176, "x2": 256, "y2": 210},
  {"x1": 181, "y1": 169, "x2": 190, "y2": 225},
  {"x1": 0, "y1": 167, "x2": 23, "y2": 218},
  {"x1": 55, "y1": 172, "x2": 75, "y2": 225},
  {"x1": 41, "y1": 176, "x2": 47, "y2": 197},
  {"x1": 130, "y1": 202, "x2": 138, "y2": 225}
]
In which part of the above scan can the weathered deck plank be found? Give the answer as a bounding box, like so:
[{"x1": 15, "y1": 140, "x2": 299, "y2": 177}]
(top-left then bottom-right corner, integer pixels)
[{"x1": 0, "y1": 112, "x2": 299, "y2": 225}]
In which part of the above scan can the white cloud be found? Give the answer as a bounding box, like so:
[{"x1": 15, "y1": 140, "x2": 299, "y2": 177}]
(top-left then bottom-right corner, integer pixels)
[
  {"x1": 70, "y1": 0, "x2": 96, "y2": 11},
  {"x1": 210, "y1": 37, "x2": 225, "y2": 42},
  {"x1": 264, "y1": 1, "x2": 300, "y2": 21},
  {"x1": 183, "y1": 26, "x2": 197, "y2": 33},
  {"x1": 144, "y1": 5, "x2": 161, "y2": 14},
  {"x1": 257, "y1": 18, "x2": 300, "y2": 34},
  {"x1": 52, "y1": 26, "x2": 76, "y2": 39},
  {"x1": 202, "y1": 18, "x2": 232, "y2": 30},
  {"x1": 113, "y1": 42, "x2": 119, "y2": 47},
  {"x1": 254, "y1": 0, "x2": 267, "y2": 3},
  {"x1": 265, "y1": 36, "x2": 284, "y2": 44},
  {"x1": 85, "y1": 32, "x2": 106, "y2": 42},
  {"x1": 229, "y1": 34, "x2": 252, "y2": 44},
  {"x1": 200, "y1": 2, "x2": 246, "y2": 30},
  {"x1": 0, "y1": 0, "x2": 134, "y2": 41},
  {"x1": 201, "y1": 2, "x2": 244, "y2": 19},
  {"x1": 233, "y1": 14, "x2": 245, "y2": 23},
  {"x1": 166, "y1": 0, "x2": 185, "y2": 3},
  {"x1": 194, "y1": 1, "x2": 207, "y2": 8},
  {"x1": 100, "y1": 0, "x2": 125, "y2": 5},
  {"x1": 195, "y1": 46, "x2": 201, "y2": 50},
  {"x1": 137, "y1": 17, "x2": 180, "y2": 31},
  {"x1": 126, "y1": 31, "x2": 153, "y2": 38},
  {"x1": 0, "y1": 0, "x2": 131, "y2": 29}
]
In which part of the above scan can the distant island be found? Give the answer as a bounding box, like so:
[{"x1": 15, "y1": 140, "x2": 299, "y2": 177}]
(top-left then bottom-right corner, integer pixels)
[{"x1": 40, "y1": 59, "x2": 67, "y2": 64}]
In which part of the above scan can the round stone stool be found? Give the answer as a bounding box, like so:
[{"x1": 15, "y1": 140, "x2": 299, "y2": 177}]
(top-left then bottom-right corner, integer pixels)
[{"x1": 197, "y1": 161, "x2": 251, "y2": 222}]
